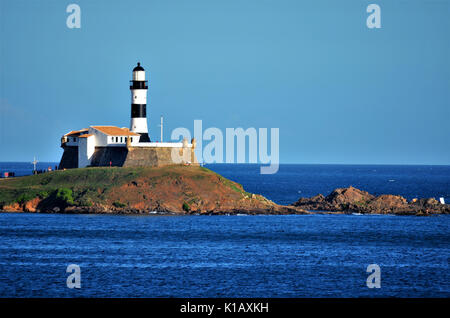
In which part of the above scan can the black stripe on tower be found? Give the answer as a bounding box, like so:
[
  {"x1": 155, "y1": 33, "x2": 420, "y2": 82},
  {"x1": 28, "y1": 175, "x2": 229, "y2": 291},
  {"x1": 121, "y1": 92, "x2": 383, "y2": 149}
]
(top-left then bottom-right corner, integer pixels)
[
  {"x1": 138, "y1": 133, "x2": 151, "y2": 143},
  {"x1": 131, "y1": 104, "x2": 146, "y2": 118},
  {"x1": 129, "y1": 81, "x2": 148, "y2": 89}
]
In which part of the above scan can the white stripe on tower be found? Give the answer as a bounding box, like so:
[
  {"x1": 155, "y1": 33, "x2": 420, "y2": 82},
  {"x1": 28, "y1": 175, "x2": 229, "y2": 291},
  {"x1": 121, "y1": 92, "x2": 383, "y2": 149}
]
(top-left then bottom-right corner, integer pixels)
[{"x1": 131, "y1": 90, "x2": 147, "y2": 104}]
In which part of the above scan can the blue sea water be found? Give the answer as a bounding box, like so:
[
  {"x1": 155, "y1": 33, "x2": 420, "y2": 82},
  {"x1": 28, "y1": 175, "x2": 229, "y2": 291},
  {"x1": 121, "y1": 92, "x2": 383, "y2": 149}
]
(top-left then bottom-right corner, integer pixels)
[
  {"x1": 0, "y1": 163, "x2": 449, "y2": 297},
  {"x1": 0, "y1": 162, "x2": 58, "y2": 178},
  {"x1": 205, "y1": 164, "x2": 450, "y2": 205}
]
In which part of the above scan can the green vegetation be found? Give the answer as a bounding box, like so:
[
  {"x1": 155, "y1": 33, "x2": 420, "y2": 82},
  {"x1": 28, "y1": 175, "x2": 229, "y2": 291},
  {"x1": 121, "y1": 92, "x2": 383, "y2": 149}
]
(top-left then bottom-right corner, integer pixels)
[
  {"x1": 113, "y1": 201, "x2": 127, "y2": 208},
  {"x1": 354, "y1": 200, "x2": 369, "y2": 207},
  {"x1": 75, "y1": 198, "x2": 93, "y2": 207},
  {"x1": 16, "y1": 193, "x2": 35, "y2": 204},
  {"x1": 38, "y1": 190, "x2": 50, "y2": 199},
  {"x1": 182, "y1": 202, "x2": 190, "y2": 212},
  {"x1": 55, "y1": 188, "x2": 74, "y2": 206},
  {"x1": 0, "y1": 167, "x2": 145, "y2": 206},
  {"x1": 219, "y1": 176, "x2": 251, "y2": 197}
]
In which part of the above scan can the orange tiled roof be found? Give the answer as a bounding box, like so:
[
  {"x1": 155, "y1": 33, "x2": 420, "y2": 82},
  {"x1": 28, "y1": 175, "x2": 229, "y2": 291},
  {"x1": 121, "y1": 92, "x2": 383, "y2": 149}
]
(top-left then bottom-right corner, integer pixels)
[
  {"x1": 64, "y1": 129, "x2": 88, "y2": 137},
  {"x1": 91, "y1": 126, "x2": 140, "y2": 136},
  {"x1": 78, "y1": 134, "x2": 94, "y2": 138}
]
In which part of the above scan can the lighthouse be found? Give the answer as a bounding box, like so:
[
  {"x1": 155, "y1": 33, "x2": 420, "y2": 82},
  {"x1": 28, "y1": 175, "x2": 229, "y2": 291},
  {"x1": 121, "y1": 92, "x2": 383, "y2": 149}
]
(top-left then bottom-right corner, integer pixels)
[
  {"x1": 130, "y1": 62, "x2": 150, "y2": 142},
  {"x1": 59, "y1": 61, "x2": 199, "y2": 169}
]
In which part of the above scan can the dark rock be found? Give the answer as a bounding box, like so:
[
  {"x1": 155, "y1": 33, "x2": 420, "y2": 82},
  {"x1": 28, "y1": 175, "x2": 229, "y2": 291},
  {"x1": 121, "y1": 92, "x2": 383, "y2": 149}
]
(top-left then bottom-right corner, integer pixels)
[
  {"x1": 293, "y1": 186, "x2": 449, "y2": 215},
  {"x1": 326, "y1": 186, "x2": 374, "y2": 206}
]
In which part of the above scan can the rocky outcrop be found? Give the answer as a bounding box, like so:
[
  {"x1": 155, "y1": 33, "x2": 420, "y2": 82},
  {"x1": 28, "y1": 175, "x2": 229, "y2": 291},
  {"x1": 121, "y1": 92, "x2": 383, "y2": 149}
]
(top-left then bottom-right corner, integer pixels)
[
  {"x1": 2, "y1": 202, "x2": 22, "y2": 212},
  {"x1": 24, "y1": 197, "x2": 41, "y2": 212},
  {"x1": 293, "y1": 186, "x2": 449, "y2": 215}
]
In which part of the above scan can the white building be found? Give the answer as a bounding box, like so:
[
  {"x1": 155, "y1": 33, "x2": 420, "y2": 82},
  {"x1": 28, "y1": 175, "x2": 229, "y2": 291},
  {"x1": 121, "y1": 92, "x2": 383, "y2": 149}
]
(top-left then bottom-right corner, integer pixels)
[{"x1": 62, "y1": 126, "x2": 141, "y2": 168}]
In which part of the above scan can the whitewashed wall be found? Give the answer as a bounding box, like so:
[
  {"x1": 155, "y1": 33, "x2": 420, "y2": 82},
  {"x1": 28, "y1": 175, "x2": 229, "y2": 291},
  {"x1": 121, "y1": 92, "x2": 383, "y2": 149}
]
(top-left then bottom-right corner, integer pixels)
[{"x1": 78, "y1": 136, "x2": 95, "y2": 168}]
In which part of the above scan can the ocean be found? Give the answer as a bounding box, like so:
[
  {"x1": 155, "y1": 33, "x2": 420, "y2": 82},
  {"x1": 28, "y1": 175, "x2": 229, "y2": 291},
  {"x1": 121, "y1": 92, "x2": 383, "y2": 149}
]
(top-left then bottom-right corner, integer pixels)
[{"x1": 0, "y1": 163, "x2": 449, "y2": 297}]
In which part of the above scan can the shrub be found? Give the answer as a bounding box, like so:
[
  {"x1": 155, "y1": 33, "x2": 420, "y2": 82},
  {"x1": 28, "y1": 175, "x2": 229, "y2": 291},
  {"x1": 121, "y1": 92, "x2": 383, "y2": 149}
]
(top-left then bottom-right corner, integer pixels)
[
  {"x1": 38, "y1": 191, "x2": 50, "y2": 199},
  {"x1": 182, "y1": 202, "x2": 190, "y2": 212},
  {"x1": 56, "y1": 188, "x2": 74, "y2": 206},
  {"x1": 113, "y1": 201, "x2": 127, "y2": 208},
  {"x1": 76, "y1": 198, "x2": 93, "y2": 207},
  {"x1": 16, "y1": 193, "x2": 35, "y2": 204}
]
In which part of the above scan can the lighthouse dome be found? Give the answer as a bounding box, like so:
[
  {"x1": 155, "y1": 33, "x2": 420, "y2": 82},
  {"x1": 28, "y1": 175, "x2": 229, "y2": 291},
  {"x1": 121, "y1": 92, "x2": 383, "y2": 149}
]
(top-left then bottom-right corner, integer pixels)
[{"x1": 133, "y1": 62, "x2": 145, "y2": 72}]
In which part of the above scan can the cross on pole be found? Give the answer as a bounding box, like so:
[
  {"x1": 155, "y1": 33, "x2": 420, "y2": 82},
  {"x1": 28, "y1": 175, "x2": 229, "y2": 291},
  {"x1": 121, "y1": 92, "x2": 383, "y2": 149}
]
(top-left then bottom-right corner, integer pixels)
[{"x1": 31, "y1": 156, "x2": 38, "y2": 172}]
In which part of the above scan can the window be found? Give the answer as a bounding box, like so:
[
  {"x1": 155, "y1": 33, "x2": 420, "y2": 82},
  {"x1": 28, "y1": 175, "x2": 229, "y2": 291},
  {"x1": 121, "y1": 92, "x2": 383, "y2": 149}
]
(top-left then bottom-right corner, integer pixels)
[
  {"x1": 130, "y1": 137, "x2": 133, "y2": 142},
  {"x1": 120, "y1": 137, "x2": 123, "y2": 143},
  {"x1": 73, "y1": 137, "x2": 77, "y2": 142}
]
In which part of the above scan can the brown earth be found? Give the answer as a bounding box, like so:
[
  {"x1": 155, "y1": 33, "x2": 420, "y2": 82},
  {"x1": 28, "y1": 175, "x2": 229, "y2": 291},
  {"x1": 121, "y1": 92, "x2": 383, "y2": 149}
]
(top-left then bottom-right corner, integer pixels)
[
  {"x1": 95, "y1": 166, "x2": 305, "y2": 214},
  {"x1": 293, "y1": 186, "x2": 450, "y2": 215}
]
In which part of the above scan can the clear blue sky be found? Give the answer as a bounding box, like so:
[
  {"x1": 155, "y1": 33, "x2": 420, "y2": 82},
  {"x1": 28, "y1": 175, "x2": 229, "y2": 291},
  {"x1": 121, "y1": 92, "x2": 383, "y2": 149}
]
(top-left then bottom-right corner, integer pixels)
[{"x1": 0, "y1": 0, "x2": 449, "y2": 164}]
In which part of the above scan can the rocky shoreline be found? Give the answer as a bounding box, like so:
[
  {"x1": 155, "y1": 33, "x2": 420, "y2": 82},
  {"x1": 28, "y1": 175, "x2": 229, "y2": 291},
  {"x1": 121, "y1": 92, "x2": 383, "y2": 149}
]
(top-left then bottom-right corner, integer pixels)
[
  {"x1": 293, "y1": 186, "x2": 449, "y2": 216},
  {"x1": 0, "y1": 201, "x2": 307, "y2": 215},
  {"x1": 1, "y1": 186, "x2": 448, "y2": 216}
]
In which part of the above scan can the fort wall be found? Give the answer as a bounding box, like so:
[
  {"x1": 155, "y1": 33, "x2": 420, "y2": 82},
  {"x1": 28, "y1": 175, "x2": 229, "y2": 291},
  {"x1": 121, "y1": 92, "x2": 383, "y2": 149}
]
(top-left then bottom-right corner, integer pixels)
[{"x1": 59, "y1": 142, "x2": 198, "y2": 169}]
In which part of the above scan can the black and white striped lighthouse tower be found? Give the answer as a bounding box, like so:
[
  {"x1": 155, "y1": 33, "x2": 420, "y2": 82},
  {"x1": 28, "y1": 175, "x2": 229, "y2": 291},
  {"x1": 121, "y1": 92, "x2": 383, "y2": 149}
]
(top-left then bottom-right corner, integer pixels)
[{"x1": 130, "y1": 62, "x2": 150, "y2": 142}]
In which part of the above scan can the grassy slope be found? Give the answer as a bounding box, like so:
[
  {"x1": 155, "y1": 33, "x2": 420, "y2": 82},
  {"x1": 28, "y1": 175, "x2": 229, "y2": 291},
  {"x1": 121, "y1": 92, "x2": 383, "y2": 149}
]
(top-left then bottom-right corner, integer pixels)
[{"x1": 0, "y1": 165, "x2": 252, "y2": 209}]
